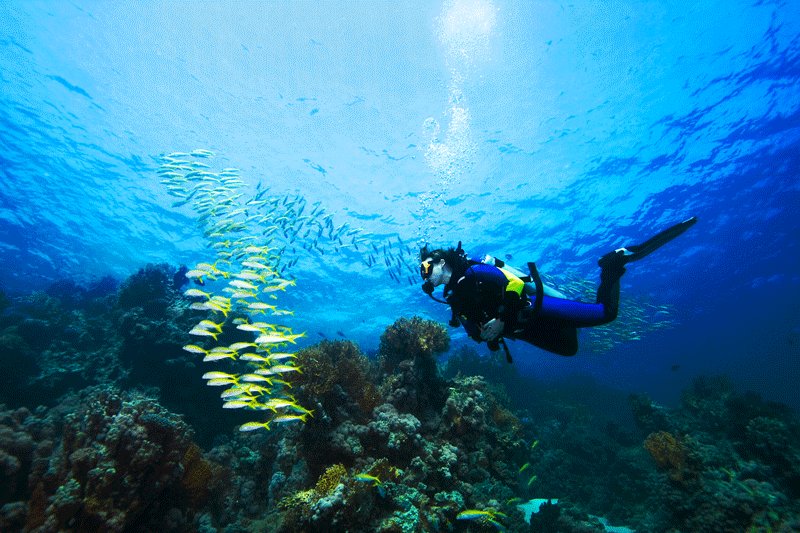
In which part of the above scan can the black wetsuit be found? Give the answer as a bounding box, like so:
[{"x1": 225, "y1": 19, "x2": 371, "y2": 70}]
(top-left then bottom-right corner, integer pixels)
[{"x1": 445, "y1": 261, "x2": 625, "y2": 356}]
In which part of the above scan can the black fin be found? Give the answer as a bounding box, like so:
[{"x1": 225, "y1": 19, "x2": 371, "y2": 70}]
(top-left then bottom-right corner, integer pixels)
[{"x1": 601, "y1": 216, "x2": 697, "y2": 266}]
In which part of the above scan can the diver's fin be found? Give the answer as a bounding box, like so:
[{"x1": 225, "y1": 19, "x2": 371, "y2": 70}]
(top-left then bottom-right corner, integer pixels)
[{"x1": 599, "y1": 216, "x2": 697, "y2": 267}]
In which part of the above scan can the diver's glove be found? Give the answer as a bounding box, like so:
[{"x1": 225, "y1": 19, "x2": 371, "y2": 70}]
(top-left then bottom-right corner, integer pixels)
[{"x1": 480, "y1": 318, "x2": 504, "y2": 342}]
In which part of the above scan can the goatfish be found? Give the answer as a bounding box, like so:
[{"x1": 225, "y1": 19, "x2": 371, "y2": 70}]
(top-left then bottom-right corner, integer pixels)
[
  {"x1": 244, "y1": 245, "x2": 271, "y2": 254},
  {"x1": 262, "y1": 279, "x2": 296, "y2": 292},
  {"x1": 204, "y1": 300, "x2": 230, "y2": 316},
  {"x1": 261, "y1": 398, "x2": 300, "y2": 412},
  {"x1": 206, "y1": 377, "x2": 239, "y2": 386},
  {"x1": 269, "y1": 352, "x2": 297, "y2": 361},
  {"x1": 221, "y1": 385, "x2": 271, "y2": 399},
  {"x1": 239, "y1": 353, "x2": 272, "y2": 363},
  {"x1": 184, "y1": 288, "x2": 212, "y2": 299},
  {"x1": 223, "y1": 399, "x2": 257, "y2": 409},
  {"x1": 189, "y1": 327, "x2": 219, "y2": 340},
  {"x1": 272, "y1": 413, "x2": 308, "y2": 424},
  {"x1": 197, "y1": 319, "x2": 224, "y2": 332},
  {"x1": 185, "y1": 270, "x2": 212, "y2": 282},
  {"x1": 519, "y1": 462, "x2": 530, "y2": 473},
  {"x1": 230, "y1": 280, "x2": 258, "y2": 291},
  {"x1": 255, "y1": 333, "x2": 305, "y2": 344},
  {"x1": 264, "y1": 364, "x2": 302, "y2": 374},
  {"x1": 203, "y1": 352, "x2": 236, "y2": 362},
  {"x1": 235, "y1": 271, "x2": 265, "y2": 282},
  {"x1": 202, "y1": 371, "x2": 237, "y2": 380},
  {"x1": 182, "y1": 344, "x2": 208, "y2": 355},
  {"x1": 241, "y1": 374, "x2": 273, "y2": 383},
  {"x1": 239, "y1": 421, "x2": 271, "y2": 432},
  {"x1": 228, "y1": 342, "x2": 257, "y2": 351},
  {"x1": 237, "y1": 323, "x2": 268, "y2": 333},
  {"x1": 248, "y1": 302, "x2": 276, "y2": 312},
  {"x1": 230, "y1": 291, "x2": 257, "y2": 299},
  {"x1": 527, "y1": 474, "x2": 538, "y2": 487}
]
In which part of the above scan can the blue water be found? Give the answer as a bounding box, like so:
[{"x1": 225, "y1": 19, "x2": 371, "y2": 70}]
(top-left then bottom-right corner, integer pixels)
[{"x1": 1, "y1": 1, "x2": 798, "y2": 409}]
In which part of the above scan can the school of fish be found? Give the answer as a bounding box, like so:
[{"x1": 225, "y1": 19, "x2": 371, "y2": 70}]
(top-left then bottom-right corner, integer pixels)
[{"x1": 160, "y1": 149, "x2": 325, "y2": 431}]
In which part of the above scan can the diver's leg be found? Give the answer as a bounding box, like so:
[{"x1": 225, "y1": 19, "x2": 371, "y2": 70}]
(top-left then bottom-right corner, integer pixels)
[
  {"x1": 514, "y1": 319, "x2": 578, "y2": 356},
  {"x1": 595, "y1": 250, "x2": 627, "y2": 322}
]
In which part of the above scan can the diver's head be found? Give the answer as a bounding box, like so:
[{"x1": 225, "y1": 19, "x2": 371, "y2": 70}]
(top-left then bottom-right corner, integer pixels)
[{"x1": 419, "y1": 242, "x2": 467, "y2": 293}]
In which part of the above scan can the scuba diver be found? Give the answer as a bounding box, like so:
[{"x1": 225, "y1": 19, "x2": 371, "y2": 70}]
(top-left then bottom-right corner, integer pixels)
[{"x1": 420, "y1": 217, "x2": 697, "y2": 360}]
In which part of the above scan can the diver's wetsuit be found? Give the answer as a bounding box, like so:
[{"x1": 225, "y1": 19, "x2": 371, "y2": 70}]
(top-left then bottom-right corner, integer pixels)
[{"x1": 445, "y1": 260, "x2": 625, "y2": 356}]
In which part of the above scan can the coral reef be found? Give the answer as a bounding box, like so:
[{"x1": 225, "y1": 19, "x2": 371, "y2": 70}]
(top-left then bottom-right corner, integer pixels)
[
  {"x1": 2, "y1": 267, "x2": 800, "y2": 533},
  {"x1": 0, "y1": 387, "x2": 226, "y2": 532},
  {"x1": 378, "y1": 316, "x2": 450, "y2": 419}
]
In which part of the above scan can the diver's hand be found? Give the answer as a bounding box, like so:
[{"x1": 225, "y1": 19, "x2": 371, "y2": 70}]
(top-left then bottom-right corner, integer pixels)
[{"x1": 480, "y1": 318, "x2": 504, "y2": 341}]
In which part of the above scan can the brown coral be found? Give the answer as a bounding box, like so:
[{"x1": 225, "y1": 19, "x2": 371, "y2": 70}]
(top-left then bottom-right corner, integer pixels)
[
  {"x1": 291, "y1": 340, "x2": 381, "y2": 417},
  {"x1": 378, "y1": 316, "x2": 449, "y2": 374},
  {"x1": 644, "y1": 430, "x2": 688, "y2": 482},
  {"x1": 314, "y1": 463, "x2": 347, "y2": 496},
  {"x1": 181, "y1": 443, "x2": 223, "y2": 506}
]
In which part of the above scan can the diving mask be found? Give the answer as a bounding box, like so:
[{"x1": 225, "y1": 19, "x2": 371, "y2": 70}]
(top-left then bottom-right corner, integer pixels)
[{"x1": 420, "y1": 259, "x2": 433, "y2": 280}]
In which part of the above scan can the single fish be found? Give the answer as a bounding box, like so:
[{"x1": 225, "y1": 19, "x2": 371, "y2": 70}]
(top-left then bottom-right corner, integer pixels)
[
  {"x1": 189, "y1": 328, "x2": 219, "y2": 340},
  {"x1": 184, "y1": 288, "x2": 212, "y2": 299},
  {"x1": 197, "y1": 319, "x2": 224, "y2": 332},
  {"x1": 457, "y1": 510, "x2": 496, "y2": 521},
  {"x1": 223, "y1": 400, "x2": 256, "y2": 409},
  {"x1": 206, "y1": 377, "x2": 238, "y2": 386},
  {"x1": 269, "y1": 352, "x2": 297, "y2": 361},
  {"x1": 255, "y1": 334, "x2": 291, "y2": 344},
  {"x1": 230, "y1": 280, "x2": 258, "y2": 290},
  {"x1": 182, "y1": 344, "x2": 208, "y2": 355},
  {"x1": 237, "y1": 324, "x2": 266, "y2": 333},
  {"x1": 202, "y1": 371, "x2": 237, "y2": 380},
  {"x1": 239, "y1": 353, "x2": 272, "y2": 363},
  {"x1": 239, "y1": 421, "x2": 271, "y2": 432},
  {"x1": 235, "y1": 271, "x2": 264, "y2": 282},
  {"x1": 229, "y1": 342, "x2": 257, "y2": 351},
  {"x1": 241, "y1": 374, "x2": 273, "y2": 383},
  {"x1": 272, "y1": 413, "x2": 308, "y2": 424},
  {"x1": 248, "y1": 302, "x2": 276, "y2": 311},
  {"x1": 354, "y1": 473, "x2": 382, "y2": 485},
  {"x1": 267, "y1": 364, "x2": 302, "y2": 374},
  {"x1": 203, "y1": 352, "x2": 236, "y2": 362}
]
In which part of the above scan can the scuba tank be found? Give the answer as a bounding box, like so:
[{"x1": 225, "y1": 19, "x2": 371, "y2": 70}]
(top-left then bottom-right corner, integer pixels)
[{"x1": 477, "y1": 254, "x2": 566, "y2": 299}]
